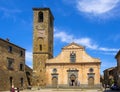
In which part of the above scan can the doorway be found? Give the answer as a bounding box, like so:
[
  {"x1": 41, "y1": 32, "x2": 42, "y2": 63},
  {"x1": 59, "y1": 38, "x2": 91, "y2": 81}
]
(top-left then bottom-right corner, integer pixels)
[
  {"x1": 88, "y1": 77, "x2": 94, "y2": 86},
  {"x1": 70, "y1": 74, "x2": 76, "y2": 86},
  {"x1": 52, "y1": 77, "x2": 58, "y2": 87}
]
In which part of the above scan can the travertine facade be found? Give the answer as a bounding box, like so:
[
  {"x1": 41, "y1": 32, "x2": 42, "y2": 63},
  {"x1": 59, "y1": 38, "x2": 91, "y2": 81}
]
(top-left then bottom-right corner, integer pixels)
[
  {"x1": 46, "y1": 43, "x2": 101, "y2": 88},
  {"x1": 0, "y1": 38, "x2": 32, "y2": 91},
  {"x1": 32, "y1": 8, "x2": 101, "y2": 88}
]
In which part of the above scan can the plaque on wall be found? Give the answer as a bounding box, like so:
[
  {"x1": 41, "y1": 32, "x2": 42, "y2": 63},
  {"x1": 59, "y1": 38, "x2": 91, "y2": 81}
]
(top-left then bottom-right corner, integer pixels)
[
  {"x1": 37, "y1": 30, "x2": 45, "y2": 38},
  {"x1": 35, "y1": 24, "x2": 44, "y2": 30}
]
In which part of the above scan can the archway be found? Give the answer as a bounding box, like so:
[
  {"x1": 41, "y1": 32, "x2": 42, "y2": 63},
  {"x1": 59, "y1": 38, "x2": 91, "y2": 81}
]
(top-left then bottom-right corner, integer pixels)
[
  {"x1": 26, "y1": 72, "x2": 31, "y2": 86},
  {"x1": 70, "y1": 74, "x2": 76, "y2": 86}
]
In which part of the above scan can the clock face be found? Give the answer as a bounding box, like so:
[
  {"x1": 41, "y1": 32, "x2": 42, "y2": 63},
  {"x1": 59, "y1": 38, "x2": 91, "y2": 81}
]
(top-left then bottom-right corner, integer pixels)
[{"x1": 37, "y1": 30, "x2": 45, "y2": 38}]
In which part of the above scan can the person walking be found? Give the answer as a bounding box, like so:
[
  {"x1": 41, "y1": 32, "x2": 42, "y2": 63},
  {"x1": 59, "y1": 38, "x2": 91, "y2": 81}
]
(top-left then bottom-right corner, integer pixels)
[
  {"x1": 10, "y1": 85, "x2": 15, "y2": 92},
  {"x1": 17, "y1": 87, "x2": 20, "y2": 92}
]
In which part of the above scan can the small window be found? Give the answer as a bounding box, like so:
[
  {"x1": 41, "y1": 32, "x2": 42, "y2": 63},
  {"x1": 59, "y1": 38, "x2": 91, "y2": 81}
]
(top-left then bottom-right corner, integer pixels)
[
  {"x1": 20, "y1": 51, "x2": 23, "y2": 56},
  {"x1": 40, "y1": 44, "x2": 42, "y2": 51},
  {"x1": 50, "y1": 16, "x2": 53, "y2": 27},
  {"x1": 20, "y1": 78, "x2": 23, "y2": 87},
  {"x1": 7, "y1": 58, "x2": 14, "y2": 70},
  {"x1": 20, "y1": 63, "x2": 24, "y2": 71},
  {"x1": 38, "y1": 12, "x2": 43, "y2": 22},
  {"x1": 70, "y1": 52, "x2": 76, "y2": 63},
  {"x1": 9, "y1": 77, "x2": 13, "y2": 87},
  {"x1": 8, "y1": 46, "x2": 12, "y2": 53}
]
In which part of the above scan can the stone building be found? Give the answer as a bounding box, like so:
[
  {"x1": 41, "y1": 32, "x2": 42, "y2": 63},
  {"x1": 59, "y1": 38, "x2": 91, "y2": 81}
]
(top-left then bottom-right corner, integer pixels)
[
  {"x1": 103, "y1": 67, "x2": 117, "y2": 86},
  {"x1": 0, "y1": 38, "x2": 32, "y2": 91},
  {"x1": 115, "y1": 50, "x2": 120, "y2": 87},
  {"x1": 32, "y1": 8, "x2": 101, "y2": 88}
]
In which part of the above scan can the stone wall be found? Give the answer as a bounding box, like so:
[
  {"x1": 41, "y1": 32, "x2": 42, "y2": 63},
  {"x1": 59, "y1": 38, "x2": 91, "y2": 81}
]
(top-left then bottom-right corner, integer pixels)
[
  {"x1": 0, "y1": 38, "x2": 29, "y2": 91},
  {"x1": 46, "y1": 63, "x2": 100, "y2": 86}
]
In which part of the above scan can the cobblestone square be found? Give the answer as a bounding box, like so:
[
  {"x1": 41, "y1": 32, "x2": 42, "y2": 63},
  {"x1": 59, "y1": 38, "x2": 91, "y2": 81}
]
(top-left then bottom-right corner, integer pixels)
[{"x1": 3, "y1": 88, "x2": 119, "y2": 92}]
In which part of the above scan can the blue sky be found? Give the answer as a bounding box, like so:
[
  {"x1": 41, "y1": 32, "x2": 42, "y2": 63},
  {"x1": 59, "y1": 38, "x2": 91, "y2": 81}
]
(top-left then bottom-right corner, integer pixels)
[{"x1": 0, "y1": 0, "x2": 120, "y2": 75}]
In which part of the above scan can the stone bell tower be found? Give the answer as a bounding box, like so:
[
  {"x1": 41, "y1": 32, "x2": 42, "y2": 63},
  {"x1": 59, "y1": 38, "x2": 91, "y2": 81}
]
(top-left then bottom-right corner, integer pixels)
[{"x1": 32, "y1": 8, "x2": 54, "y2": 86}]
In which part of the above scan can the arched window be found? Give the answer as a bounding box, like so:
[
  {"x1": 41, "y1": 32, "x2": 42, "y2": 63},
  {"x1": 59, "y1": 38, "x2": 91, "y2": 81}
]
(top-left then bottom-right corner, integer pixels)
[
  {"x1": 20, "y1": 63, "x2": 24, "y2": 71},
  {"x1": 20, "y1": 50, "x2": 23, "y2": 56},
  {"x1": 39, "y1": 44, "x2": 42, "y2": 51},
  {"x1": 70, "y1": 52, "x2": 76, "y2": 63},
  {"x1": 38, "y1": 12, "x2": 43, "y2": 22}
]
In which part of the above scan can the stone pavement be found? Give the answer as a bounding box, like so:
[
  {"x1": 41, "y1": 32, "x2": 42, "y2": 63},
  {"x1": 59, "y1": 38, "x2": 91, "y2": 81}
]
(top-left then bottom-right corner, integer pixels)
[
  {"x1": 2, "y1": 88, "x2": 120, "y2": 92},
  {"x1": 2, "y1": 88, "x2": 103, "y2": 92}
]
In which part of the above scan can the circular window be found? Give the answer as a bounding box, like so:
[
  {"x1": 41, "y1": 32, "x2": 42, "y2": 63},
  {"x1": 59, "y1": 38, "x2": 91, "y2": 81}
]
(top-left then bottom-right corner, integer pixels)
[
  {"x1": 89, "y1": 68, "x2": 94, "y2": 72},
  {"x1": 53, "y1": 68, "x2": 57, "y2": 73}
]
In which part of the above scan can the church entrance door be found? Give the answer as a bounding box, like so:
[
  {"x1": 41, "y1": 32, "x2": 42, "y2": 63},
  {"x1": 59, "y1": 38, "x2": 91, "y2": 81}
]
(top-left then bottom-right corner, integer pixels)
[
  {"x1": 52, "y1": 77, "x2": 58, "y2": 87},
  {"x1": 70, "y1": 74, "x2": 76, "y2": 86},
  {"x1": 88, "y1": 77, "x2": 94, "y2": 86}
]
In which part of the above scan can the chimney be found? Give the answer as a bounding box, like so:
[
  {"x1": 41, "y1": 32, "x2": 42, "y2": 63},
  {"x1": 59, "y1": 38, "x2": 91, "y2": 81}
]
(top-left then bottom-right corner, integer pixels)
[{"x1": 6, "y1": 38, "x2": 10, "y2": 42}]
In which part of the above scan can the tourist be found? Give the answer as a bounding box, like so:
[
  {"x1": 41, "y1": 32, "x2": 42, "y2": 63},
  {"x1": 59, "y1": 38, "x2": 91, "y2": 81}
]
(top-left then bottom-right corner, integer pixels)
[{"x1": 10, "y1": 85, "x2": 15, "y2": 92}]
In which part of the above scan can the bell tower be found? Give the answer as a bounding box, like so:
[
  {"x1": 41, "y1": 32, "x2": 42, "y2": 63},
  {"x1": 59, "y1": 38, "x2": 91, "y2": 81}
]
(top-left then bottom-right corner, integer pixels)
[{"x1": 32, "y1": 8, "x2": 54, "y2": 86}]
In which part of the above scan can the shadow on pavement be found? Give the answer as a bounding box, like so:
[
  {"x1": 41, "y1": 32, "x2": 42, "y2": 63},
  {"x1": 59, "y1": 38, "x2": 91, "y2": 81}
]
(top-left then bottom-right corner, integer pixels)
[{"x1": 103, "y1": 89, "x2": 120, "y2": 92}]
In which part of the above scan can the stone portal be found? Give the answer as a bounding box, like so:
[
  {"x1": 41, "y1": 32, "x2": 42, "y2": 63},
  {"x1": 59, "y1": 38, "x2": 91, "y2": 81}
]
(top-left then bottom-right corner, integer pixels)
[{"x1": 67, "y1": 69, "x2": 80, "y2": 86}]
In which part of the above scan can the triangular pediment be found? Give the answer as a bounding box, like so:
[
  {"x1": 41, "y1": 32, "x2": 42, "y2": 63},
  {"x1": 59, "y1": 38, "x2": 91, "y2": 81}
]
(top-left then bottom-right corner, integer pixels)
[{"x1": 62, "y1": 42, "x2": 84, "y2": 49}]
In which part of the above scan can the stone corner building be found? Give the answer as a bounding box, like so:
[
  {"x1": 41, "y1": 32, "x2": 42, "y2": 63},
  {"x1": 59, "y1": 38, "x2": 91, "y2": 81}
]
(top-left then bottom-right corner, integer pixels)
[
  {"x1": 103, "y1": 67, "x2": 117, "y2": 86},
  {"x1": 32, "y1": 7, "x2": 101, "y2": 88},
  {"x1": 115, "y1": 50, "x2": 120, "y2": 87},
  {"x1": 0, "y1": 38, "x2": 32, "y2": 91}
]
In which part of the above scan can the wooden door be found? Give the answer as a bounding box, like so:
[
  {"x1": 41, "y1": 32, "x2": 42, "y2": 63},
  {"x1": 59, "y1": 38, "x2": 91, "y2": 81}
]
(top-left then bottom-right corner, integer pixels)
[
  {"x1": 52, "y1": 77, "x2": 58, "y2": 87},
  {"x1": 88, "y1": 77, "x2": 94, "y2": 86}
]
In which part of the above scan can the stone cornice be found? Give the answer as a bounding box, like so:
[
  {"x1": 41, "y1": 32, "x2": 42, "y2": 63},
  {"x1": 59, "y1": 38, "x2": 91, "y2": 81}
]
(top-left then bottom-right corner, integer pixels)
[
  {"x1": 0, "y1": 38, "x2": 25, "y2": 50},
  {"x1": 33, "y1": 52, "x2": 50, "y2": 54},
  {"x1": 46, "y1": 62, "x2": 101, "y2": 65}
]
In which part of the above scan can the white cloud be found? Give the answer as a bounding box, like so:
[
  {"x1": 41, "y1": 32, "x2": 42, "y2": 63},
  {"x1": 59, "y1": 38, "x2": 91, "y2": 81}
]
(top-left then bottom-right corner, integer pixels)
[
  {"x1": 54, "y1": 28, "x2": 118, "y2": 53},
  {"x1": 54, "y1": 28, "x2": 98, "y2": 49},
  {"x1": 73, "y1": 38, "x2": 98, "y2": 49},
  {"x1": 54, "y1": 31, "x2": 73, "y2": 42},
  {"x1": 0, "y1": 7, "x2": 21, "y2": 13},
  {"x1": 26, "y1": 51, "x2": 32, "y2": 61},
  {"x1": 99, "y1": 47, "x2": 118, "y2": 52},
  {"x1": 0, "y1": 6, "x2": 21, "y2": 20},
  {"x1": 76, "y1": 0, "x2": 120, "y2": 15}
]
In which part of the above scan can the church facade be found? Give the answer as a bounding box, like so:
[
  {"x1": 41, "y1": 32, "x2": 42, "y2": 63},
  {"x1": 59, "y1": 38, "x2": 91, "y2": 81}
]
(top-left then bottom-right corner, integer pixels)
[
  {"x1": 46, "y1": 42, "x2": 101, "y2": 88},
  {"x1": 32, "y1": 7, "x2": 101, "y2": 88}
]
